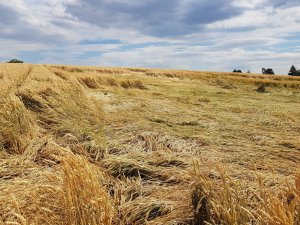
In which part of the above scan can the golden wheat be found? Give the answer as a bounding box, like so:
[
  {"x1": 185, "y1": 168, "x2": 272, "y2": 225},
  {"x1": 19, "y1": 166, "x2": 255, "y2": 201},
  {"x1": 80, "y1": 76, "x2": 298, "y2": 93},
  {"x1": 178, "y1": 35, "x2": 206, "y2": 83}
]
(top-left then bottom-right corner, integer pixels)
[{"x1": 0, "y1": 63, "x2": 299, "y2": 224}]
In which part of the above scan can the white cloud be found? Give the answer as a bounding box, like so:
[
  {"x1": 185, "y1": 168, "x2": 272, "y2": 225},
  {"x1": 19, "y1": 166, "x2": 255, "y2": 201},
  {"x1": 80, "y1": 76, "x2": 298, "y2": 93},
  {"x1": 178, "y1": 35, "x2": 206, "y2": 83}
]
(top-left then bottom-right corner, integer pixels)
[{"x1": 0, "y1": 0, "x2": 300, "y2": 74}]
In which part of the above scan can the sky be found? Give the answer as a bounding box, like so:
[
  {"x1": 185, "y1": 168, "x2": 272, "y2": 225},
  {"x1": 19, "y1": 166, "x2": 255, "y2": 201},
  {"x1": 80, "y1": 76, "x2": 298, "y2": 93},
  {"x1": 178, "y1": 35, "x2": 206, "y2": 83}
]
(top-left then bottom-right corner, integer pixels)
[{"x1": 0, "y1": 0, "x2": 300, "y2": 74}]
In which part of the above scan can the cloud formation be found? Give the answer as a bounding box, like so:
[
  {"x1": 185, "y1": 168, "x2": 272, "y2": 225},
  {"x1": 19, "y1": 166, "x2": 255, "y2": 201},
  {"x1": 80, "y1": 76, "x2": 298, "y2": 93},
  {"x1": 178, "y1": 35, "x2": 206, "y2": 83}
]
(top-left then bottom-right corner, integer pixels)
[
  {"x1": 0, "y1": 0, "x2": 300, "y2": 74},
  {"x1": 65, "y1": 0, "x2": 243, "y2": 37}
]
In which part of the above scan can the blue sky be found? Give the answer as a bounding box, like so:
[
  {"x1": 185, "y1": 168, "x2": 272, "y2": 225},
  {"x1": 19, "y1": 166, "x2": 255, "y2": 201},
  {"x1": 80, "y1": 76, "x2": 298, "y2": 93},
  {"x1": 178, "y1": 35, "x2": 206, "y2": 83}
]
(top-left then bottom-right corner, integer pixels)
[{"x1": 1, "y1": 0, "x2": 300, "y2": 74}]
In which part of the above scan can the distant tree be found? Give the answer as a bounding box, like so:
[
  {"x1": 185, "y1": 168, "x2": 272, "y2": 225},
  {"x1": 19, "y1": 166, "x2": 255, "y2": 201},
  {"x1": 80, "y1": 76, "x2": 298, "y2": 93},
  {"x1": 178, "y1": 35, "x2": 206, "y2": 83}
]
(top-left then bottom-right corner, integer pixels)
[
  {"x1": 7, "y1": 59, "x2": 23, "y2": 63},
  {"x1": 262, "y1": 68, "x2": 274, "y2": 75},
  {"x1": 233, "y1": 69, "x2": 242, "y2": 73},
  {"x1": 247, "y1": 70, "x2": 251, "y2": 74},
  {"x1": 288, "y1": 65, "x2": 300, "y2": 76}
]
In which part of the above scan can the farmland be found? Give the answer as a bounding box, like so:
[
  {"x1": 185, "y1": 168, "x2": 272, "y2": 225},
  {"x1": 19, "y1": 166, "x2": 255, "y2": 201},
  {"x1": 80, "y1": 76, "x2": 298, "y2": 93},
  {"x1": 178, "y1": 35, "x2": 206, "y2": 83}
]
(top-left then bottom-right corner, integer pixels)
[{"x1": 0, "y1": 63, "x2": 300, "y2": 224}]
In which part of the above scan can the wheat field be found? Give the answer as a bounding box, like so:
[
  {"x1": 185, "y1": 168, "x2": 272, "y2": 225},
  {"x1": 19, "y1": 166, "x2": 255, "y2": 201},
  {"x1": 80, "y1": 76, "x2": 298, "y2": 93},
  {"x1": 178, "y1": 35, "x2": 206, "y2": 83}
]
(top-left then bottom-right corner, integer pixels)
[{"x1": 0, "y1": 63, "x2": 299, "y2": 224}]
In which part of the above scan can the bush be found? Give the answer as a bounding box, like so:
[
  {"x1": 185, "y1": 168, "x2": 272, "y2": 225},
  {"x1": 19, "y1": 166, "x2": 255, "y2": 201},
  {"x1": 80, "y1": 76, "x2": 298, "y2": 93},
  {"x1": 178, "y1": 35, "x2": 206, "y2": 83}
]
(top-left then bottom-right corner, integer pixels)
[
  {"x1": 262, "y1": 68, "x2": 274, "y2": 75},
  {"x1": 233, "y1": 69, "x2": 242, "y2": 73},
  {"x1": 7, "y1": 59, "x2": 23, "y2": 63}
]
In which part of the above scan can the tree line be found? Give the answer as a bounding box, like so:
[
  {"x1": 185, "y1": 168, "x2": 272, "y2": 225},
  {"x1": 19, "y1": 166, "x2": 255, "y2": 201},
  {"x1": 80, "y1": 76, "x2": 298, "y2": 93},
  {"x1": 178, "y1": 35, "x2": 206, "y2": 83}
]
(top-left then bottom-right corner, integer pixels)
[{"x1": 233, "y1": 65, "x2": 300, "y2": 76}]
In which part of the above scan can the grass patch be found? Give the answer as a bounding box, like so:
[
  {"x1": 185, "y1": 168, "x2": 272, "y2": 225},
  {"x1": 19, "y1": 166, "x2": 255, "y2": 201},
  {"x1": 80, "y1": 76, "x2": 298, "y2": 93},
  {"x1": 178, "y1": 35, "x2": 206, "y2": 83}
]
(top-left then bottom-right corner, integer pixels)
[
  {"x1": 0, "y1": 95, "x2": 36, "y2": 154},
  {"x1": 256, "y1": 83, "x2": 267, "y2": 93},
  {"x1": 193, "y1": 162, "x2": 300, "y2": 224},
  {"x1": 120, "y1": 80, "x2": 147, "y2": 89},
  {"x1": 80, "y1": 77, "x2": 99, "y2": 89},
  {"x1": 53, "y1": 71, "x2": 68, "y2": 80}
]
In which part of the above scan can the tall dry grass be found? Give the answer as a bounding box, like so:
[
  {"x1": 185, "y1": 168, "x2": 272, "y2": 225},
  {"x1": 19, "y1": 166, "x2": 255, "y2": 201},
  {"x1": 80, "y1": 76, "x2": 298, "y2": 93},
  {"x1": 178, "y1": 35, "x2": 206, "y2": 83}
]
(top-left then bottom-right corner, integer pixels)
[
  {"x1": 1, "y1": 64, "x2": 299, "y2": 224},
  {"x1": 193, "y1": 162, "x2": 300, "y2": 224},
  {"x1": 0, "y1": 64, "x2": 113, "y2": 225},
  {"x1": 145, "y1": 69, "x2": 300, "y2": 89},
  {"x1": 0, "y1": 94, "x2": 36, "y2": 154},
  {"x1": 0, "y1": 147, "x2": 113, "y2": 225},
  {"x1": 78, "y1": 75, "x2": 147, "y2": 90},
  {"x1": 61, "y1": 152, "x2": 113, "y2": 225},
  {"x1": 49, "y1": 65, "x2": 147, "y2": 90},
  {"x1": 18, "y1": 66, "x2": 105, "y2": 159}
]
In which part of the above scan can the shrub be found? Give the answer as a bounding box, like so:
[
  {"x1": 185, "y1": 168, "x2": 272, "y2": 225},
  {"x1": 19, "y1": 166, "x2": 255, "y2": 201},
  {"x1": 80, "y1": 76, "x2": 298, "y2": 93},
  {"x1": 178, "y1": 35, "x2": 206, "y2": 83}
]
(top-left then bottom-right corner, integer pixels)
[
  {"x1": 262, "y1": 68, "x2": 275, "y2": 75},
  {"x1": 233, "y1": 69, "x2": 242, "y2": 73},
  {"x1": 7, "y1": 59, "x2": 23, "y2": 63}
]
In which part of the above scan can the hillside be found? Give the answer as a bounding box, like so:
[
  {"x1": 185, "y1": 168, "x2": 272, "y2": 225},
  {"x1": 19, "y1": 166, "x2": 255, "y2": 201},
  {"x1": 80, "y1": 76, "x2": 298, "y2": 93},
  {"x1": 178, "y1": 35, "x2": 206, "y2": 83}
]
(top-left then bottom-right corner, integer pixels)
[{"x1": 0, "y1": 63, "x2": 300, "y2": 224}]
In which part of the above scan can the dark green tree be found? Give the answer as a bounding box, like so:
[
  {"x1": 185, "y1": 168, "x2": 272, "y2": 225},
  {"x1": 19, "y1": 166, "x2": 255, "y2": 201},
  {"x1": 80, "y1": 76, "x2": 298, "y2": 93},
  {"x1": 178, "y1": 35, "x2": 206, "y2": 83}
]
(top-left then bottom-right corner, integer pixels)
[
  {"x1": 7, "y1": 59, "x2": 23, "y2": 63},
  {"x1": 288, "y1": 65, "x2": 300, "y2": 76},
  {"x1": 262, "y1": 68, "x2": 274, "y2": 75},
  {"x1": 233, "y1": 69, "x2": 242, "y2": 73}
]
